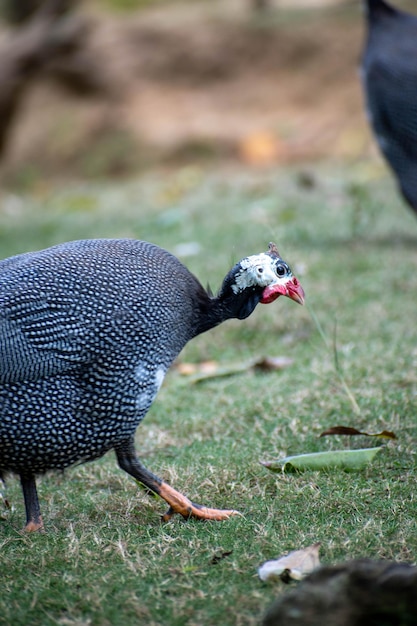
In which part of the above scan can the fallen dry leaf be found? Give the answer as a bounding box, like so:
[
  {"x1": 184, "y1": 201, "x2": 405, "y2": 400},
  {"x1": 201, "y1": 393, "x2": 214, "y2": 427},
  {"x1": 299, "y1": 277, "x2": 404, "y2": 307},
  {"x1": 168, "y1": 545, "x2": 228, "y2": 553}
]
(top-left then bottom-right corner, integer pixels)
[
  {"x1": 176, "y1": 361, "x2": 218, "y2": 376},
  {"x1": 320, "y1": 425, "x2": 397, "y2": 440},
  {"x1": 253, "y1": 356, "x2": 294, "y2": 372},
  {"x1": 175, "y1": 356, "x2": 293, "y2": 383},
  {"x1": 258, "y1": 543, "x2": 321, "y2": 583}
]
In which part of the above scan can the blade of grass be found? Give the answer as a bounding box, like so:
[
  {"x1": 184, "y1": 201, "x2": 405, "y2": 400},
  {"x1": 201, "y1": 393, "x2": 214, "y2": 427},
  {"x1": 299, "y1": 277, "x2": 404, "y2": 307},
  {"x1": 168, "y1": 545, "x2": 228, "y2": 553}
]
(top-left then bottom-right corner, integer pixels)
[{"x1": 308, "y1": 305, "x2": 361, "y2": 415}]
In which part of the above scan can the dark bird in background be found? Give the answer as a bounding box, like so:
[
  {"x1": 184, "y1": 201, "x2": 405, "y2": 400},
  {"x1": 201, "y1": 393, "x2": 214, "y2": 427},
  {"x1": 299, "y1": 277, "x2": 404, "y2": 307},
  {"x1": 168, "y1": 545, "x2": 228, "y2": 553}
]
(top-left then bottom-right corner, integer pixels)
[
  {"x1": 0, "y1": 239, "x2": 304, "y2": 531},
  {"x1": 361, "y1": 0, "x2": 417, "y2": 214}
]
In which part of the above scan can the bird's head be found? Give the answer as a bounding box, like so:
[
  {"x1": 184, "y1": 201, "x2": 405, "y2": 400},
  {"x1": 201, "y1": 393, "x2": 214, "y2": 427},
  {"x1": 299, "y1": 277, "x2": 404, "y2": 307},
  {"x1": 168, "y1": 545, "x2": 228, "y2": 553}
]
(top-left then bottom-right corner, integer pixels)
[{"x1": 218, "y1": 242, "x2": 305, "y2": 320}]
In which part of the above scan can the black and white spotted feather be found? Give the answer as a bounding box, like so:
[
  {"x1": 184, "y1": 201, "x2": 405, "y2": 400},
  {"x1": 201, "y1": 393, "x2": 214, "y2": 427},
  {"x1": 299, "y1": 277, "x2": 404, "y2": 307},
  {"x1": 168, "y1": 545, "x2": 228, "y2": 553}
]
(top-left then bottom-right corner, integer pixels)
[
  {"x1": 361, "y1": 0, "x2": 417, "y2": 213},
  {"x1": 0, "y1": 239, "x2": 302, "y2": 484}
]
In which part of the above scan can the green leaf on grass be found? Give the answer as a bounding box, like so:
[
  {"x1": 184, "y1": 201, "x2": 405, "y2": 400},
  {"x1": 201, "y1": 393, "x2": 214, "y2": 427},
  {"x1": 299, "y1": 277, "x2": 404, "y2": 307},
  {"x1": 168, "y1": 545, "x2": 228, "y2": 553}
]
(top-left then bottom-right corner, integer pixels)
[{"x1": 261, "y1": 447, "x2": 383, "y2": 473}]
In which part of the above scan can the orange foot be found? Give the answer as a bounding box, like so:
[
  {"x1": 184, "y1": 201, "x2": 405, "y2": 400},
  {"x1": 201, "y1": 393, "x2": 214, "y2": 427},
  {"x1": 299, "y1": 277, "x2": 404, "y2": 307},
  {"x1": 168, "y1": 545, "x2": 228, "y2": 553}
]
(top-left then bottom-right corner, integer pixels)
[
  {"x1": 158, "y1": 482, "x2": 241, "y2": 522},
  {"x1": 24, "y1": 518, "x2": 44, "y2": 532}
]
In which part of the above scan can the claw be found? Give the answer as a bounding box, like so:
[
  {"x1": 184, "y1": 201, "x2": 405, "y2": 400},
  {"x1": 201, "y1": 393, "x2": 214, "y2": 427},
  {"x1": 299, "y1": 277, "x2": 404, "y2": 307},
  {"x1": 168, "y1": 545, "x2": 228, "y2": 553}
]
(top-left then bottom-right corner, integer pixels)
[
  {"x1": 115, "y1": 443, "x2": 241, "y2": 524},
  {"x1": 24, "y1": 518, "x2": 44, "y2": 532},
  {"x1": 158, "y1": 483, "x2": 241, "y2": 522}
]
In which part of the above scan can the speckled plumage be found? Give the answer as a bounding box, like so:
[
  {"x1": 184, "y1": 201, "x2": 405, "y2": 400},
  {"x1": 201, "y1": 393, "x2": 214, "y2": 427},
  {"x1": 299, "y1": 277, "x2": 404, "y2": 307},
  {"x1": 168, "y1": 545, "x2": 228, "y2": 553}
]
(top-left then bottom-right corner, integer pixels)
[
  {"x1": 0, "y1": 238, "x2": 304, "y2": 528},
  {"x1": 1, "y1": 239, "x2": 206, "y2": 472},
  {"x1": 361, "y1": 0, "x2": 417, "y2": 213}
]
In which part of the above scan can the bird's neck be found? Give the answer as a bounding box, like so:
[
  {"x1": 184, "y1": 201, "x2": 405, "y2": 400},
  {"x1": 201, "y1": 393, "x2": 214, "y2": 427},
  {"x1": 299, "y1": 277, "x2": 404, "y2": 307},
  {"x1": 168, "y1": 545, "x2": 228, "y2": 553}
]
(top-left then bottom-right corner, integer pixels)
[{"x1": 193, "y1": 284, "x2": 262, "y2": 337}]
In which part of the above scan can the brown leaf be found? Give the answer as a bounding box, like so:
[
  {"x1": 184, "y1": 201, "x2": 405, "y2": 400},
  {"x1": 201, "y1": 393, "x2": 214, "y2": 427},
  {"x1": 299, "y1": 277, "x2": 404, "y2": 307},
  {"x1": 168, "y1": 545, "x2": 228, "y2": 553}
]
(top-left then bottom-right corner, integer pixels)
[
  {"x1": 372, "y1": 430, "x2": 397, "y2": 439},
  {"x1": 176, "y1": 362, "x2": 199, "y2": 376},
  {"x1": 175, "y1": 355, "x2": 293, "y2": 384},
  {"x1": 253, "y1": 356, "x2": 294, "y2": 371},
  {"x1": 258, "y1": 543, "x2": 321, "y2": 583},
  {"x1": 175, "y1": 360, "x2": 218, "y2": 376},
  {"x1": 320, "y1": 426, "x2": 397, "y2": 440}
]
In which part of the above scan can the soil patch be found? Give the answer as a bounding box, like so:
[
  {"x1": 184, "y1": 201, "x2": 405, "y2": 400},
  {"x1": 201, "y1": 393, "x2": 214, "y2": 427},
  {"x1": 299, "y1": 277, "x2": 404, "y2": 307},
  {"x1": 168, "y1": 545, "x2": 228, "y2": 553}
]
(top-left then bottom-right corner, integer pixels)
[{"x1": 1, "y1": 1, "x2": 376, "y2": 181}]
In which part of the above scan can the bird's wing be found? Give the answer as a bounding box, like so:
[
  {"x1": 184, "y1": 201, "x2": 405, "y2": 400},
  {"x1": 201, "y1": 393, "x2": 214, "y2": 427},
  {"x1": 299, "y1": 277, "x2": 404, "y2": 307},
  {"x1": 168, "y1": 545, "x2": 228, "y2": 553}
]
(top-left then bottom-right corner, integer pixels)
[
  {"x1": 364, "y1": 53, "x2": 417, "y2": 158},
  {"x1": 364, "y1": 60, "x2": 417, "y2": 210},
  {"x1": 0, "y1": 288, "x2": 92, "y2": 383}
]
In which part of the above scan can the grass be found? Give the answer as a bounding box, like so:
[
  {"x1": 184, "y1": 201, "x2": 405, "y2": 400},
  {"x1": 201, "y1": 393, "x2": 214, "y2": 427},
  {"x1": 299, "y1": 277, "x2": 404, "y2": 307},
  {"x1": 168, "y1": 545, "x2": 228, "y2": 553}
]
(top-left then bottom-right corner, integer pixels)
[{"x1": 1, "y1": 161, "x2": 417, "y2": 625}]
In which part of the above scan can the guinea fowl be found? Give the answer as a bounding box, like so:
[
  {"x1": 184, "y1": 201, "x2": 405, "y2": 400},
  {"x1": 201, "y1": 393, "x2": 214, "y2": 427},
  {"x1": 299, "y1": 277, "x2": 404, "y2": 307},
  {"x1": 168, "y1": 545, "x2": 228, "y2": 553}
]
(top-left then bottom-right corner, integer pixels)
[
  {"x1": 361, "y1": 0, "x2": 417, "y2": 214},
  {"x1": 0, "y1": 238, "x2": 304, "y2": 531}
]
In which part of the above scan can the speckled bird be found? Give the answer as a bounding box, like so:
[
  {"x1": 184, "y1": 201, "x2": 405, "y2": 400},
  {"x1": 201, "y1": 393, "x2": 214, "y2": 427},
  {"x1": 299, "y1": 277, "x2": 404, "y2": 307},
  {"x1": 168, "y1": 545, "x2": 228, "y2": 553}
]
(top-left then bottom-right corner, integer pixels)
[
  {"x1": 0, "y1": 239, "x2": 304, "y2": 531},
  {"x1": 361, "y1": 0, "x2": 417, "y2": 214}
]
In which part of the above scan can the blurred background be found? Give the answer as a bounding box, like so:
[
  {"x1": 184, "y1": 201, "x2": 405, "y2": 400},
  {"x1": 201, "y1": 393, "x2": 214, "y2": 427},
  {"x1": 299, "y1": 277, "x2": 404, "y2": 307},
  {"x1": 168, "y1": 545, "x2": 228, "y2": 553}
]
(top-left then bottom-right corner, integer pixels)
[{"x1": 0, "y1": 0, "x2": 413, "y2": 188}]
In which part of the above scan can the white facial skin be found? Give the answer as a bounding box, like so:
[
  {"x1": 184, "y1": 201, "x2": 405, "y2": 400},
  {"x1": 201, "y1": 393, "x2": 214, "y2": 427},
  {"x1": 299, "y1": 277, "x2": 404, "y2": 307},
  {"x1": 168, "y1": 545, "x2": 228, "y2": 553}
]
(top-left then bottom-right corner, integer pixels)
[{"x1": 231, "y1": 253, "x2": 290, "y2": 294}]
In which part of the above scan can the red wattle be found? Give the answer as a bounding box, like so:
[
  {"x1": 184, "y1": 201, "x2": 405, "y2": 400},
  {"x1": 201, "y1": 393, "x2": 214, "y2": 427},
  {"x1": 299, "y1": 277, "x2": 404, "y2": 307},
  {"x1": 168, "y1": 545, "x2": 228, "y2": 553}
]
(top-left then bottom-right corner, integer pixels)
[{"x1": 260, "y1": 285, "x2": 282, "y2": 304}]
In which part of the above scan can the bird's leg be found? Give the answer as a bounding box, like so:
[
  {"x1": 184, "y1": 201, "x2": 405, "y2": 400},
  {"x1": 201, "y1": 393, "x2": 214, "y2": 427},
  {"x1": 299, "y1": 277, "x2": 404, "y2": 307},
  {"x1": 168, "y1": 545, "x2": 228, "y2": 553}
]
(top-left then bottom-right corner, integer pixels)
[
  {"x1": 20, "y1": 474, "x2": 44, "y2": 532},
  {"x1": 115, "y1": 439, "x2": 240, "y2": 522}
]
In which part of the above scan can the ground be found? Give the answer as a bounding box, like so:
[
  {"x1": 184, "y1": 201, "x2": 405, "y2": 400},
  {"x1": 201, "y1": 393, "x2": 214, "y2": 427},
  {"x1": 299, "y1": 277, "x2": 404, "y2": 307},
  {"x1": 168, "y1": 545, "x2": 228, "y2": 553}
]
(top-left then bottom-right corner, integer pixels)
[
  {"x1": 1, "y1": 0, "x2": 379, "y2": 183},
  {"x1": 2, "y1": 4, "x2": 417, "y2": 626}
]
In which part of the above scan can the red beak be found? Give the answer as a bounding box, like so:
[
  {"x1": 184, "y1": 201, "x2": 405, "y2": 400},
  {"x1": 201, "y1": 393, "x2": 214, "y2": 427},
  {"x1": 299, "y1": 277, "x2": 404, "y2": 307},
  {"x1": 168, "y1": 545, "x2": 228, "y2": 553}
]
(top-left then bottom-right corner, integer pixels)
[
  {"x1": 286, "y1": 277, "x2": 305, "y2": 305},
  {"x1": 260, "y1": 276, "x2": 305, "y2": 306}
]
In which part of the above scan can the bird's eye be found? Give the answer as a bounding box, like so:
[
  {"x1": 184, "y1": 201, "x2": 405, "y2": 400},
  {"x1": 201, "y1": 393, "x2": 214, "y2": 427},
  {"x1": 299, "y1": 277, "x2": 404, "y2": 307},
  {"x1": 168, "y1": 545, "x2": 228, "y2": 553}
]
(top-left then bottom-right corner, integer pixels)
[
  {"x1": 276, "y1": 263, "x2": 288, "y2": 277},
  {"x1": 257, "y1": 267, "x2": 264, "y2": 274}
]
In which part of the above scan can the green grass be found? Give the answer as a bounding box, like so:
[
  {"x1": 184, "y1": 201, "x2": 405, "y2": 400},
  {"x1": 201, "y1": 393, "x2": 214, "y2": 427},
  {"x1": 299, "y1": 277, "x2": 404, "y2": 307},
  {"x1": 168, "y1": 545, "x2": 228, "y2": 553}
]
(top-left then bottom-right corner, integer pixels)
[{"x1": 1, "y1": 162, "x2": 417, "y2": 625}]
